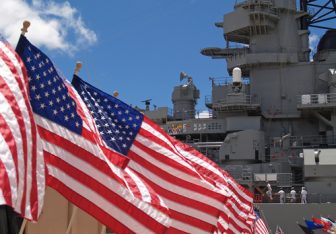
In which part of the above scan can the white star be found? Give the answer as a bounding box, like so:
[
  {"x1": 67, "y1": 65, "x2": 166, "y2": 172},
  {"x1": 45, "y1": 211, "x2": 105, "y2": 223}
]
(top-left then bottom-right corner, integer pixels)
[
  {"x1": 40, "y1": 103, "x2": 45, "y2": 109},
  {"x1": 64, "y1": 115, "x2": 69, "y2": 121},
  {"x1": 35, "y1": 94, "x2": 41, "y2": 100},
  {"x1": 49, "y1": 100, "x2": 53, "y2": 106},
  {"x1": 53, "y1": 109, "x2": 58, "y2": 115},
  {"x1": 44, "y1": 92, "x2": 49, "y2": 97},
  {"x1": 31, "y1": 85, "x2": 37, "y2": 91},
  {"x1": 26, "y1": 57, "x2": 31, "y2": 63}
]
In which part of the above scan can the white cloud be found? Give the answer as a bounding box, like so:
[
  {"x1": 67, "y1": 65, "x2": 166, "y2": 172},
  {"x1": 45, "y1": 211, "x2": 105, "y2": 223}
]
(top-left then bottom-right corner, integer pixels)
[{"x1": 0, "y1": 0, "x2": 97, "y2": 54}]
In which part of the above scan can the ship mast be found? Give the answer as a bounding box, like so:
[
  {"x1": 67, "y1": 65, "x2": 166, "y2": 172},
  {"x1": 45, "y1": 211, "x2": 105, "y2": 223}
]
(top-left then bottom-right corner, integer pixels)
[{"x1": 300, "y1": 0, "x2": 336, "y2": 30}]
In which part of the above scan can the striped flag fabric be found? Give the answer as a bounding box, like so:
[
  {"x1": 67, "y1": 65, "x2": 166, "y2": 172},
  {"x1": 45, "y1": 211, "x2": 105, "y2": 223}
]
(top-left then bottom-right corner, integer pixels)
[
  {"x1": 72, "y1": 75, "x2": 252, "y2": 234},
  {"x1": 169, "y1": 136, "x2": 255, "y2": 234},
  {"x1": 254, "y1": 211, "x2": 269, "y2": 234},
  {"x1": 0, "y1": 35, "x2": 44, "y2": 221},
  {"x1": 16, "y1": 35, "x2": 171, "y2": 234}
]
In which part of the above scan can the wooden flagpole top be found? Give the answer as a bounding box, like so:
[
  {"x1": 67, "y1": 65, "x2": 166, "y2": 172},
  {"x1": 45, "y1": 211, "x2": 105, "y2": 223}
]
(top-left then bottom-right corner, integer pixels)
[
  {"x1": 74, "y1": 62, "x2": 82, "y2": 75},
  {"x1": 113, "y1": 91, "x2": 119, "y2": 97},
  {"x1": 21, "y1": 21, "x2": 31, "y2": 35}
]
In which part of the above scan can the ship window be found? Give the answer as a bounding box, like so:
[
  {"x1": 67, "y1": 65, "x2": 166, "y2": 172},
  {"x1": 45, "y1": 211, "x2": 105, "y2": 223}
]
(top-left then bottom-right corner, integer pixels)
[{"x1": 225, "y1": 154, "x2": 230, "y2": 160}]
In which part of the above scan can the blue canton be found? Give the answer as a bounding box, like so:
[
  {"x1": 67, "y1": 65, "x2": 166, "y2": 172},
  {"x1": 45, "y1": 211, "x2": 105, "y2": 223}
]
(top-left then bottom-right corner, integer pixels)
[
  {"x1": 16, "y1": 36, "x2": 82, "y2": 134},
  {"x1": 72, "y1": 75, "x2": 143, "y2": 155}
]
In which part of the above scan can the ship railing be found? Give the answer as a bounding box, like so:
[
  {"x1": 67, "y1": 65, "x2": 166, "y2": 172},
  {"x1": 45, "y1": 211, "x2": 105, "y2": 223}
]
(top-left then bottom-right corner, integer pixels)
[
  {"x1": 208, "y1": 77, "x2": 251, "y2": 86},
  {"x1": 207, "y1": 95, "x2": 261, "y2": 109},
  {"x1": 289, "y1": 135, "x2": 336, "y2": 148},
  {"x1": 306, "y1": 193, "x2": 336, "y2": 203},
  {"x1": 297, "y1": 93, "x2": 336, "y2": 107},
  {"x1": 235, "y1": 0, "x2": 274, "y2": 7}
]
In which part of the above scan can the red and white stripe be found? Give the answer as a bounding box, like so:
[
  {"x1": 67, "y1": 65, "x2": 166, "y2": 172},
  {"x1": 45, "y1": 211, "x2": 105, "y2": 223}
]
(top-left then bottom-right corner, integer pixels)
[
  {"x1": 126, "y1": 116, "x2": 229, "y2": 233},
  {"x1": 36, "y1": 82, "x2": 171, "y2": 233},
  {"x1": 0, "y1": 39, "x2": 44, "y2": 221},
  {"x1": 170, "y1": 136, "x2": 255, "y2": 234},
  {"x1": 254, "y1": 216, "x2": 269, "y2": 234}
]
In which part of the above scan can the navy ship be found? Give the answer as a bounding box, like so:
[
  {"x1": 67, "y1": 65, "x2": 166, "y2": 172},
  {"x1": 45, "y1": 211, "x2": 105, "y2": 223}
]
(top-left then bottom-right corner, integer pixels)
[{"x1": 143, "y1": 0, "x2": 336, "y2": 232}]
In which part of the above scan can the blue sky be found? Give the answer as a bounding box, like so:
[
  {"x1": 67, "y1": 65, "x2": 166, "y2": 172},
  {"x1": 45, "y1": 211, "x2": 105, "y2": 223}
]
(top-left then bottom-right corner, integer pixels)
[
  {"x1": 66, "y1": 0, "x2": 232, "y2": 110},
  {"x1": 0, "y1": 0, "x2": 330, "y2": 111}
]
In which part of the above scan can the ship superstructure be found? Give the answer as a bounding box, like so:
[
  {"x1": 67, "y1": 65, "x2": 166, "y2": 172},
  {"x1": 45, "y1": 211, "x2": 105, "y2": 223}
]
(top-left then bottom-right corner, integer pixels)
[{"x1": 144, "y1": 0, "x2": 336, "y2": 203}]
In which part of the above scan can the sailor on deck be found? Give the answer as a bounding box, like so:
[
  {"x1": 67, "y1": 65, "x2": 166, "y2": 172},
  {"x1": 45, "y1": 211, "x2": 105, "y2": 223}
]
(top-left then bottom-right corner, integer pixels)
[
  {"x1": 300, "y1": 187, "x2": 307, "y2": 204},
  {"x1": 266, "y1": 181, "x2": 272, "y2": 200},
  {"x1": 278, "y1": 188, "x2": 285, "y2": 204},
  {"x1": 290, "y1": 187, "x2": 296, "y2": 203}
]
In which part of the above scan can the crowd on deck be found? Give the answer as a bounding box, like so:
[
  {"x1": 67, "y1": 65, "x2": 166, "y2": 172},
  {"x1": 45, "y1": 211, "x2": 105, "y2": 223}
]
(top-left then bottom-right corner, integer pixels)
[{"x1": 258, "y1": 182, "x2": 308, "y2": 204}]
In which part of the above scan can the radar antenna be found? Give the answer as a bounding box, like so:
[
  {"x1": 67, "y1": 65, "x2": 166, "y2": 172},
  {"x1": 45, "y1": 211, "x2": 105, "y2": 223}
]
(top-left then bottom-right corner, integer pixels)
[
  {"x1": 179, "y1": 71, "x2": 193, "y2": 87},
  {"x1": 141, "y1": 99, "x2": 152, "y2": 111}
]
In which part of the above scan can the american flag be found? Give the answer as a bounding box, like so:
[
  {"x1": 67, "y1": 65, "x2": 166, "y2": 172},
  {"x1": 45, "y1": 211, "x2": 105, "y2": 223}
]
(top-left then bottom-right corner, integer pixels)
[
  {"x1": 254, "y1": 210, "x2": 269, "y2": 234},
  {"x1": 72, "y1": 75, "x2": 254, "y2": 233},
  {"x1": 16, "y1": 35, "x2": 171, "y2": 233},
  {"x1": 170, "y1": 136, "x2": 256, "y2": 234},
  {"x1": 0, "y1": 35, "x2": 44, "y2": 221}
]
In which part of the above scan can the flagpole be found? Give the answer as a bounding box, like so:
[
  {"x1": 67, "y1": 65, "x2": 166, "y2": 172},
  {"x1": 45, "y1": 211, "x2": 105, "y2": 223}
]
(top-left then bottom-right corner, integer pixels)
[
  {"x1": 65, "y1": 62, "x2": 84, "y2": 234},
  {"x1": 18, "y1": 219, "x2": 27, "y2": 234},
  {"x1": 21, "y1": 20, "x2": 31, "y2": 36},
  {"x1": 16, "y1": 21, "x2": 31, "y2": 234}
]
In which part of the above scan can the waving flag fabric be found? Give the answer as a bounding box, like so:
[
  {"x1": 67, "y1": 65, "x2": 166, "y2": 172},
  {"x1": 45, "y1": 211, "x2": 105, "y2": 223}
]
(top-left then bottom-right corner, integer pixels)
[
  {"x1": 0, "y1": 35, "x2": 44, "y2": 221},
  {"x1": 72, "y1": 75, "x2": 253, "y2": 234},
  {"x1": 253, "y1": 211, "x2": 269, "y2": 234},
  {"x1": 16, "y1": 35, "x2": 171, "y2": 234},
  {"x1": 169, "y1": 136, "x2": 255, "y2": 233}
]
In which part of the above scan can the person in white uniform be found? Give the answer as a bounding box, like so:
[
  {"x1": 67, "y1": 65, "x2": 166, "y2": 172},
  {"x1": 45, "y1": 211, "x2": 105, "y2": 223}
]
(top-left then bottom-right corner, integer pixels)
[
  {"x1": 300, "y1": 187, "x2": 307, "y2": 204},
  {"x1": 278, "y1": 188, "x2": 285, "y2": 204},
  {"x1": 266, "y1": 182, "x2": 272, "y2": 200},
  {"x1": 290, "y1": 187, "x2": 296, "y2": 203}
]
